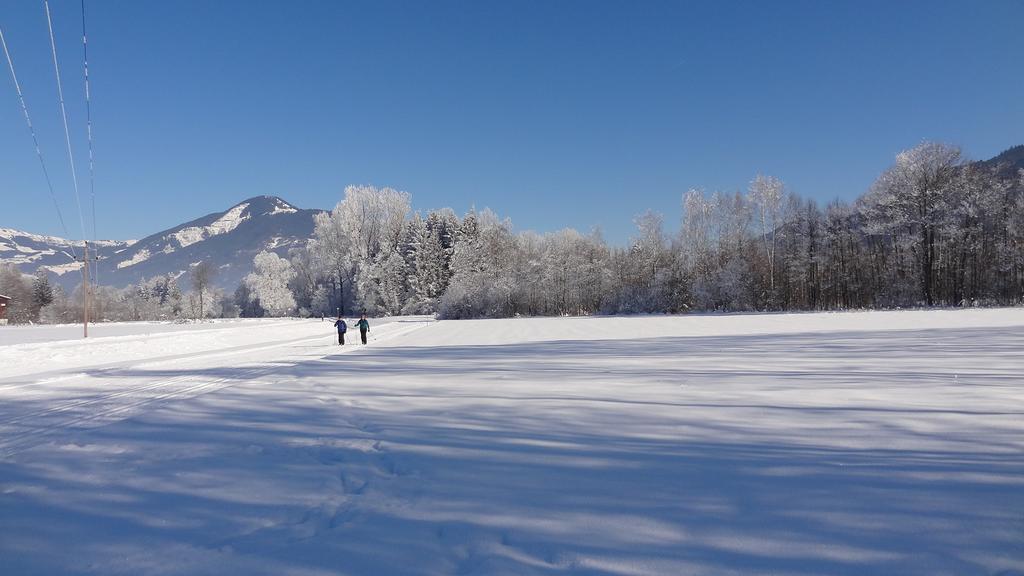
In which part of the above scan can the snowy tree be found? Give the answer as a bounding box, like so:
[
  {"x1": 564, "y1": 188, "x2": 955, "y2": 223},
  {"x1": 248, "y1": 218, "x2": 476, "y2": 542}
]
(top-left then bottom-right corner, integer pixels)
[
  {"x1": 311, "y1": 284, "x2": 332, "y2": 317},
  {"x1": 189, "y1": 261, "x2": 216, "y2": 319},
  {"x1": 234, "y1": 282, "x2": 264, "y2": 318},
  {"x1": 216, "y1": 291, "x2": 241, "y2": 318},
  {"x1": 374, "y1": 251, "x2": 409, "y2": 315},
  {"x1": 404, "y1": 209, "x2": 458, "y2": 313},
  {"x1": 604, "y1": 211, "x2": 674, "y2": 313},
  {"x1": 307, "y1": 185, "x2": 413, "y2": 315},
  {"x1": 38, "y1": 285, "x2": 72, "y2": 324},
  {"x1": 0, "y1": 265, "x2": 33, "y2": 324},
  {"x1": 310, "y1": 208, "x2": 354, "y2": 315},
  {"x1": 748, "y1": 174, "x2": 786, "y2": 302},
  {"x1": 336, "y1": 185, "x2": 411, "y2": 262},
  {"x1": 862, "y1": 142, "x2": 965, "y2": 306},
  {"x1": 439, "y1": 209, "x2": 516, "y2": 318},
  {"x1": 245, "y1": 251, "x2": 296, "y2": 316},
  {"x1": 31, "y1": 272, "x2": 54, "y2": 322},
  {"x1": 286, "y1": 250, "x2": 317, "y2": 315},
  {"x1": 682, "y1": 188, "x2": 719, "y2": 309},
  {"x1": 528, "y1": 228, "x2": 610, "y2": 316}
]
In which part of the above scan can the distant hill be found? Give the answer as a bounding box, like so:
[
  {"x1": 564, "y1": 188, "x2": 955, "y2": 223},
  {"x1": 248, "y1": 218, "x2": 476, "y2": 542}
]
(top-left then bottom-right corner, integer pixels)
[
  {"x1": 1, "y1": 196, "x2": 324, "y2": 291},
  {"x1": 979, "y1": 144, "x2": 1024, "y2": 179},
  {"x1": 0, "y1": 229, "x2": 134, "y2": 285}
]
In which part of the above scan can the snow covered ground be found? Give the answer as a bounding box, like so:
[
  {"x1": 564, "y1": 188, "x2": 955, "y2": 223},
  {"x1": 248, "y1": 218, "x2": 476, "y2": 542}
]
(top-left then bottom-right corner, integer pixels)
[{"x1": 1, "y1": 310, "x2": 1022, "y2": 575}]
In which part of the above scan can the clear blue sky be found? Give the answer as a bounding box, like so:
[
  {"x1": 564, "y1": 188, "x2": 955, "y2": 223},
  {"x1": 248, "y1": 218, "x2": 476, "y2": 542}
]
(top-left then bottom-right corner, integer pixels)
[{"x1": 2, "y1": 0, "x2": 1022, "y2": 244}]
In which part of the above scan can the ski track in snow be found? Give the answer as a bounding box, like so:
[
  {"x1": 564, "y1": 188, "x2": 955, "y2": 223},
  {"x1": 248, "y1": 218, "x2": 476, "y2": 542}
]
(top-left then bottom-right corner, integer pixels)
[
  {"x1": 1, "y1": 309, "x2": 1023, "y2": 576},
  {"x1": 0, "y1": 318, "x2": 432, "y2": 458}
]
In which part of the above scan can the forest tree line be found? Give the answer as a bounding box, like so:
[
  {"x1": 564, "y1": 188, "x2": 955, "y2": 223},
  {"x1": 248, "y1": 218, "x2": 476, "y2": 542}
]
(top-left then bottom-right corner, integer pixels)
[{"x1": 2, "y1": 141, "x2": 1022, "y2": 324}]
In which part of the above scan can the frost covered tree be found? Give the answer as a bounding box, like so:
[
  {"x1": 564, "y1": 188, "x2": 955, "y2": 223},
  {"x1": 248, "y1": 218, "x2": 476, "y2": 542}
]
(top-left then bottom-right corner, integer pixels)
[
  {"x1": 31, "y1": 272, "x2": 54, "y2": 322},
  {"x1": 245, "y1": 251, "x2": 296, "y2": 316},
  {"x1": 748, "y1": 174, "x2": 786, "y2": 301},
  {"x1": 0, "y1": 265, "x2": 33, "y2": 324},
  {"x1": 189, "y1": 261, "x2": 216, "y2": 319},
  {"x1": 307, "y1": 185, "x2": 412, "y2": 315},
  {"x1": 215, "y1": 291, "x2": 240, "y2": 318},
  {"x1": 778, "y1": 196, "x2": 823, "y2": 309},
  {"x1": 604, "y1": 211, "x2": 675, "y2": 313},
  {"x1": 37, "y1": 284, "x2": 72, "y2": 324},
  {"x1": 310, "y1": 207, "x2": 354, "y2": 316},
  {"x1": 234, "y1": 282, "x2": 264, "y2": 318},
  {"x1": 371, "y1": 251, "x2": 409, "y2": 315},
  {"x1": 310, "y1": 284, "x2": 332, "y2": 317},
  {"x1": 110, "y1": 275, "x2": 184, "y2": 321},
  {"x1": 439, "y1": 209, "x2": 516, "y2": 318},
  {"x1": 861, "y1": 142, "x2": 964, "y2": 306},
  {"x1": 707, "y1": 191, "x2": 756, "y2": 310},
  {"x1": 404, "y1": 209, "x2": 458, "y2": 313},
  {"x1": 537, "y1": 228, "x2": 610, "y2": 315},
  {"x1": 286, "y1": 249, "x2": 317, "y2": 316},
  {"x1": 399, "y1": 214, "x2": 432, "y2": 313},
  {"x1": 682, "y1": 188, "x2": 718, "y2": 309},
  {"x1": 337, "y1": 185, "x2": 411, "y2": 264}
]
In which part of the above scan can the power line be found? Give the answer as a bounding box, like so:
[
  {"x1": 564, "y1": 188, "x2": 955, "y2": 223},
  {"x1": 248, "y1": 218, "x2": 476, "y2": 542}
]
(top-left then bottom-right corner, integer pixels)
[
  {"x1": 81, "y1": 0, "x2": 98, "y2": 283},
  {"x1": 0, "y1": 23, "x2": 77, "y2": 260},
  {"x1": 44, "y1": 0, "x2": 88, "y2": 247}
]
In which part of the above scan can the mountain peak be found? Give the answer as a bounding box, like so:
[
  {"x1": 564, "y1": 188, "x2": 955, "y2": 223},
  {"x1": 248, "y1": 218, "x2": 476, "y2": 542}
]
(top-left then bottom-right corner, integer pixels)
[
  {"x1": 234, "y1": 195, "x2": 299, "y2": 216},
  {"x1": 95, "y1": 195, "x2": 323, "y2": 289}
]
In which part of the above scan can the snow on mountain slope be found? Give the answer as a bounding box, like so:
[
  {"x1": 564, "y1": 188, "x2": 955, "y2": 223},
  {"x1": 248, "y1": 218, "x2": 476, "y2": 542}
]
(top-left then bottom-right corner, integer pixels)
[
  {"x1": 93, "y1": 196, "x2": 322, "y2": 290},
  {"x1": 0, "y1": 196, "x2": 324, "y2": 290},
  {"x1": 115, "y1": 247, "x2": 151, "y2": 269},
  {"x1": 266, "y1": 200, "x2": 298, "y2": 215},
  {"x1": 0, "y1": 227, "x2": 133, "y2": 269},
  {"x1": 1, "y1": 309, "x2": 1021, "y2": 575},
  {"x1": 171, "y1": 202, "x2": 251, "y2": 249},
  {"x1": 40, "y1": 261, "x2": 83, "y2": 277}
]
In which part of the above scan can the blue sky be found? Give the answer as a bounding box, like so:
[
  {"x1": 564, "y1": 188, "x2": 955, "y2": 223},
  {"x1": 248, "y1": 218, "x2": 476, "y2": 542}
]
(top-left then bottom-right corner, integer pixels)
[{"x1": 2, "y1": 0, "x2": 1022, "y2": 244}]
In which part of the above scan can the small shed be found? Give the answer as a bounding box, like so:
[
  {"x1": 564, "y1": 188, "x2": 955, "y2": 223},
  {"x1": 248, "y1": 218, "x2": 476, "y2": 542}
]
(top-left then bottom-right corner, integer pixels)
[{"x1": 0, "y1": 294, "x2": 9, "y2": 324}]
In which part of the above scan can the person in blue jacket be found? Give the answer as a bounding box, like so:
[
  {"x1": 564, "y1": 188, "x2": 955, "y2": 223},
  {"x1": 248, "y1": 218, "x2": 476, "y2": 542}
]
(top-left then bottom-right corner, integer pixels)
[{"x1": 333, "y1": 316, "x2": 347, "y2": 345}]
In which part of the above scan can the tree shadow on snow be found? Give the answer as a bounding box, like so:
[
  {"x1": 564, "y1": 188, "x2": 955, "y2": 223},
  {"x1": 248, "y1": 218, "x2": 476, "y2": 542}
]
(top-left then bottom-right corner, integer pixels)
[{"x1": 1, "y1": 325, "x2": 1023, "y2": 575}]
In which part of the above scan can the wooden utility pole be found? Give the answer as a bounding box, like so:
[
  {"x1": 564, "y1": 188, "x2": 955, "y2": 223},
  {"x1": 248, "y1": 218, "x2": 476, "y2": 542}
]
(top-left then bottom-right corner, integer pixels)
[{"x1": 82, "y1": 241, "x2": 90, "y2": 338}]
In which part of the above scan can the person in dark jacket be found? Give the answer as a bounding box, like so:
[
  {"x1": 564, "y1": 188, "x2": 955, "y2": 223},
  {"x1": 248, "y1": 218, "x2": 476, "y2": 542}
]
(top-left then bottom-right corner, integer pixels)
[
  {"x1": 333, "y1": 316, "x2": 347, "y2": 345},
  {"x1": 356, "y1": 313, "x2": 370, "y2": 344}
]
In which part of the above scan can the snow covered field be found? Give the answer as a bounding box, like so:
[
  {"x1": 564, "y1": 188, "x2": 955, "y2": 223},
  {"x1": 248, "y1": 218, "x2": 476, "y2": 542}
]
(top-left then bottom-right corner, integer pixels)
[{"x1": 1, "y1": 310, "x2": 1022, "y2": 575}]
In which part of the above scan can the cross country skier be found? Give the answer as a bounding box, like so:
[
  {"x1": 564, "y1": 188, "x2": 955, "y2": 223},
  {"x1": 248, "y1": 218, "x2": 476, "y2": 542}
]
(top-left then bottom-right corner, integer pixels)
[
  {"x1": 333, "y1": 316, "x2": 347, "y2": 345},
  {"x1": 356, "y1": 313, "x2": 370, "y2": 344}
]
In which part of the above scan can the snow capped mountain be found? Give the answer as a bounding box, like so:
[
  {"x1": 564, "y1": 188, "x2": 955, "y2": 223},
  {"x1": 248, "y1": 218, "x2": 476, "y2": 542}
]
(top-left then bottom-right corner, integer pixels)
[
  {"x1": 1, "y1": 196, "x2": 324, "y2": 290},
  {"x1": 0, "y1": 228, "x2": 134, "y2": 282}
]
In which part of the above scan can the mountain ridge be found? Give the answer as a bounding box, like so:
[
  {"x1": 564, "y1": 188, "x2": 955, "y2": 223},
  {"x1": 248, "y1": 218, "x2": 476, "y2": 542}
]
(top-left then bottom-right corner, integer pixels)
[
  {"x1": 979, "y1": 144, "x2": 1024, "y2": 179},
  {"x1": 1, "y1": 195, "x2": 324, "y2": 291}
]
